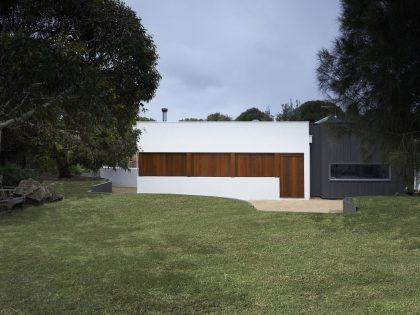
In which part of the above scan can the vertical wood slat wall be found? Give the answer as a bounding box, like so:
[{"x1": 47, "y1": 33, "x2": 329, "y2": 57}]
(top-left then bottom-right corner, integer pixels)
[
  {"x1": 279, "y1": 154, "x2": 305, "y2": 198},
  {"x1": 138, "y1": 152, "x2": 304, "y2": 197}
]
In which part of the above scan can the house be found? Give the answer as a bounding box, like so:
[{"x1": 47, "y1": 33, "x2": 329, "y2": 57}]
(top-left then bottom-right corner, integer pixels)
[
  {"x1": 310, "y1": 116, "x2": 404, "y2": 198},
  {"x1": 137, "y1": 121, "x2": 310, "y2": 200},
  {"x1": 134, "y1": 119, "x2": 407, "y2": 200}
]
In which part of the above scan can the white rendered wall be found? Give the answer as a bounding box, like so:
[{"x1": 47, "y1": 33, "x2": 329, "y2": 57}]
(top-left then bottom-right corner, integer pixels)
[
  {"x1": 137, "y1": 121, "x2": 309, "y2": 153},
  {"x1": 100, "y1": 167, "x2": 137, "y2": 188},
  {"x1": 136, "y1": 122, "x2": 310, "y2": 199},
  {"x1": 138, "y1": 177, "x2": 279, "y2": 200}
]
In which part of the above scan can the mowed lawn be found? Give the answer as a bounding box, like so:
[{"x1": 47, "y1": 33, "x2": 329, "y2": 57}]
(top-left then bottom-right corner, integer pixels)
[{"x1": 1, "y1": 181, "x2": 419, "y2": 314}]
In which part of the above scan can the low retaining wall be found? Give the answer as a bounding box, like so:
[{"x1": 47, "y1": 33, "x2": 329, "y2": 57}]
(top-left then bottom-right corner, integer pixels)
[
  {"x1": 89, "y1": 178, "x2": 112, "y2": 193},
  {"x1": 100, "y1": 167, "x2": 137, "y2": 188}
]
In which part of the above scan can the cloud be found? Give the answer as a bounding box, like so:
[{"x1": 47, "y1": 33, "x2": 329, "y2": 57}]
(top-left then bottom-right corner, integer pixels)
[{"x1": 125, "y1": 0, "x2": 341, "y2": 121}]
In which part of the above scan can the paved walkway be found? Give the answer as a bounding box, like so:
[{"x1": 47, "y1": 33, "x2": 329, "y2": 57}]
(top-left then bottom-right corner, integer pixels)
[
  {"x1": 250, "y1": 198, "x2": 343, "y2": 213},
  {"x1": 112, "y1": 187, "x2": 136, "y2": 193}
]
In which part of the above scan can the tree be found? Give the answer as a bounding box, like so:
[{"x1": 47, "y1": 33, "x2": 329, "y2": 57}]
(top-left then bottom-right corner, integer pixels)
[
  {"x1": 206, "y1": 112, "x2": 232, "y2": 121},
  {"x1": 276, "y1": 102, "x2": 299, "y2": 121},
  {"x1": 317, "y1": 0, "x2": 420, "y2": 186},
  {"x1": 276, "y1": 100, "x2": 343, "y2": 122},
  {"x1": 179, "y1": 118, "x2": 204, "y2": 122},
  {"x1": 236, "y1": 107, "x2": 273, "y2": 121},
  {"x1": 138, "y1": 117, "x2": 156, "y2": 121},
  {"x1": 0, "y1": 0, "x2": 160, "y2": 176}
]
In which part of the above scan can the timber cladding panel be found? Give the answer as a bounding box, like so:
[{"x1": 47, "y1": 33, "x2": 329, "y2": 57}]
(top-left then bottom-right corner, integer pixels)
[
  {"x1": 235, "y1": 154, "x2": 275, "y2": 177},
  {"x1": 279, "y1": 154, "x2": 304, "y2": 198},
  {"x1": 191, "y1": 153, "x2": 231, "y2": 177},
  {"x1": 137, "y1": 153, "x2": 187, "y2": 176},
  {"x1": 138, "y1": 152, "x2": 304, "y2": 198}
]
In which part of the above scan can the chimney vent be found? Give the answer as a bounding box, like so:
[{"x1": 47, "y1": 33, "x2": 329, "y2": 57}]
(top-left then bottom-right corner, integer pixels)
[{"x1": 161, "y1": 108, "x2": 168, "y2": 122}]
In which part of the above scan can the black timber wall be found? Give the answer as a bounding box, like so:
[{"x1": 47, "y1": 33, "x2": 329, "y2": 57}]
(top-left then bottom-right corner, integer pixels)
[{"x1": 310, "y1": 123, "x2": 405, "y2": 198}]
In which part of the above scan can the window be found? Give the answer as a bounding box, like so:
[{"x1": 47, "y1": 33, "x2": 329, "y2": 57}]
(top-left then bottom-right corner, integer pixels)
[{"x1": 330, "y1": 163, "x2": 390, "y2": 181}]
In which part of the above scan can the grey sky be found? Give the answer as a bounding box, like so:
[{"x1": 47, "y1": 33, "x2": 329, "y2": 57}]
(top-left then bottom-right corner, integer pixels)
[{"x1": 124, "y1": 0, "x2": 341, "y2": 121}]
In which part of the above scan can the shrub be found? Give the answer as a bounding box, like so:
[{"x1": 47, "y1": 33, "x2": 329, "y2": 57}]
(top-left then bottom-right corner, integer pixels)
[
  {"x1": 69, "y1": 164, "x2": 83, "y2": 176},
  {"x1": 0, "y1": 165, "x2": 39, "y2": 186}
]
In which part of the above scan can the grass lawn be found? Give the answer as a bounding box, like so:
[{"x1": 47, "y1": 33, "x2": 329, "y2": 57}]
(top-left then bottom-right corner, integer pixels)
[{"x1": 1, "y1": 181, "x2": 419, "y2": 314}]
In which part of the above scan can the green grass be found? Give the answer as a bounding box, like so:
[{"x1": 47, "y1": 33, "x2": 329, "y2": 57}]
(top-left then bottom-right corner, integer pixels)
[{"x1": 1, "y1": 181, "x2": 419, "y2": 314}]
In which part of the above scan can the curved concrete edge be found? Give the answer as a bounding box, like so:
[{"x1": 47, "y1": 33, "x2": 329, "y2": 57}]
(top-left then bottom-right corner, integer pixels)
[
  {"x1": 249, "y1": 199, "x2": 343, "y2": 213},
  {"x1": 343, "y1": 197, "x2": 357, "y2": 214},
  {"x1": 88, "y1": 178, "x2": 112, "y2": 193}
]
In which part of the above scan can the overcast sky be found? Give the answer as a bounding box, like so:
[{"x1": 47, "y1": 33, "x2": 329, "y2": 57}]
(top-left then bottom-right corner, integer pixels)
[{"x1": 124, "y1": 0, "x2": 341, "y2": 121}]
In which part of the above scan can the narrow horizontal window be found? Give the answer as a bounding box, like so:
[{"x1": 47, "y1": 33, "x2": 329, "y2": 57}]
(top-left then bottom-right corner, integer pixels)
[{"x1": 330, "y1": 164, "x2": 390, "y2": 181}]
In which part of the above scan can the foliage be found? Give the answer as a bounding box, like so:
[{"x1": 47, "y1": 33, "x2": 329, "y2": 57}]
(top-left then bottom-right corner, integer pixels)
[
  {"x1": 68, "y1": 164, "x2": 83, "y2": 176},
  {"x1": 179, "y1": 118, "x2": 204, "y2": 122},
  {"x1": 0, "y1": 0, "x2": 160, "y2": 176},
  {"x1": 0, "y1": 164, "x2": 38, "y2": 186},
  {"x1": 276, "y1": 100, "x2": 343, "y2": 122},
  {"x1": 276, "y1": 101, "x2": 299, "y2": 121},
  {"x1": 235, "y1": 107, "x2": 273, "y2": 121},
  {"x1": 317, "y1": 0, "x2": 420, "y2": 186},
  {"x1": 206, "y1": 112, "x2": 232, "y2": 121},
  {"x1": 138, "y1": 117, "x2": 156, "y2": 121},
  {"x1": 1, "y1": 181, "x2": 420, "y2": 313}
]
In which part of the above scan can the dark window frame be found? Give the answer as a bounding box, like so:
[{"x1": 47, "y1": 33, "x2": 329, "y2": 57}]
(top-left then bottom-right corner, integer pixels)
[{"x1": 329, "y1": 163, "x2": 391, "y2": 182}]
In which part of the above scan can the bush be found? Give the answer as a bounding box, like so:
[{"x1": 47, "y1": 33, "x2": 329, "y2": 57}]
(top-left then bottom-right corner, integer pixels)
[
  {"x1": 0, "y1": 165, "x2": 39, "y2": 186},
  {"x1": 69, "y1": 164, "x2": 83, "y2": 176}
]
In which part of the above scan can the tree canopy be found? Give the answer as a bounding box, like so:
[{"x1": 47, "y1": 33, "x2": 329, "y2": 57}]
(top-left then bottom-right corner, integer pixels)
[
  {"x1": 235, "y1": 107, "x2": 273, "y2": 121},
  {"x1": 0, "y1": 0, "x2": 160, "y2": 176},
  {"x1": 206, "y1": 112, "x2": 232, "y2": 121},
  {"x1": 317, "y1": 0, "x2": 420, "y2": 185},
  {"x1": 138, "y1": 117, "x2": 156, "y2": 122},
  {"x1": 276, "y1": 100, "x2": 343, "y2": 122},
  {"x1": 179, "y1": 118, "x2": 204, "y2": 122}
]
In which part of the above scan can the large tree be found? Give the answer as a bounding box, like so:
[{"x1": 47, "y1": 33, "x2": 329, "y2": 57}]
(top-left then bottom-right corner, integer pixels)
[
  {"x1": 236, "y1": 107, "x2": 273, "y2": 121},
  {"x1": 0, "y1": 0, "x2": 160, "y2": 176},
  {"x1": 317, "y1": 0, "x2": 420, "y2": 186},
  {"x1": 206, "y1": 112, "x2": 232, "y2": 121},
  {"x1": 276, "y1": 100, "x2": 343, "y2": 122}
]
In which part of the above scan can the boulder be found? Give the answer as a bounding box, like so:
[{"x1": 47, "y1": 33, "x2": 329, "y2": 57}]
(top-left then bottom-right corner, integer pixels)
[
  {"x1": 46, "y1": 187, "x2": 64, "y2": 202},
  {"x1": 16, "y1": 178, "x2": 63, "y2": 204},
  {"x1": 15, "y1": 178, "x2": 42, "y2": 196},
  {"x1": 26, "y1": 185, "x2": 51, "y2": 204}
]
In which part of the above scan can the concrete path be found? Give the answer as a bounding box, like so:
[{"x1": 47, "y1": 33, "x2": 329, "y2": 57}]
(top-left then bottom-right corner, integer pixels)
[
  {"x1": 112, "y1": 187, "x2": 136, "y2": 193},
  {"x1": 250, "y1": 198, "x2": 343, "y2": 213}
]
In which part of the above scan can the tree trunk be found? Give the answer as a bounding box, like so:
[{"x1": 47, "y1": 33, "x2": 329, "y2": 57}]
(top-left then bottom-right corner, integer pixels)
[{"x1": 54, "y1": 145, "x2": 71, "y2": 178}]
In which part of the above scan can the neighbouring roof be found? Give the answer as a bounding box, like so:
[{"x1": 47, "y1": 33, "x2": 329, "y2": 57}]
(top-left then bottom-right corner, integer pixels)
[{"x1": 314, "y1": 115, "x2": 343, "y2": 124}]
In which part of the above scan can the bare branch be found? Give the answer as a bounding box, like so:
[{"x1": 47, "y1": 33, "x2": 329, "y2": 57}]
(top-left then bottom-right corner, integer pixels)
[{"x1": 0, "y1": 88, "x2": 73, "y2": 130}]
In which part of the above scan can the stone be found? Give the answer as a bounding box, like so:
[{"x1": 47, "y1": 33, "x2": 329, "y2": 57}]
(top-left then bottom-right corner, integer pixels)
[
  {"x1": 26, "y1": 185, "x2": 51, "y2": 204},
  {"x1": 16, "y1": 178, "x2": 63, "y2": 204},
  {"x1": 45, "y1": 187, "x2": 64, "y2": 202},
  {"x1": 15, "y1": 178, "x2": 42, "y2": 196}
]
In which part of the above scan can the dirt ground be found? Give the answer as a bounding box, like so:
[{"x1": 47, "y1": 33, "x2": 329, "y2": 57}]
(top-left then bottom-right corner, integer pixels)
[{"x1": 112, "y1": 187, "x2": 136, "y2": 193}]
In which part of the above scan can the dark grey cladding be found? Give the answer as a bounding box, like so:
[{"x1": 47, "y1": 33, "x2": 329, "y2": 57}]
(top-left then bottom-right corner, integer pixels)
[{"x1": 310, "y1": 121, "x2": 404, "y2": 198}]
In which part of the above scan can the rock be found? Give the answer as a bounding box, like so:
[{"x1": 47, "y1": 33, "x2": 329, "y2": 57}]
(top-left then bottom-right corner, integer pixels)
[
  {"x1": 26, "y1": 185, "x2": 52, "y2": 204},
  {"x1": 46, "y1": 187, "x2": 64, "y2": 202},
  {"x1": 16, "y1": 178, "x2": 63, "y2": 204},
  {"x1": 15, "y1": 178, "x2": 42, "y2": 196}
]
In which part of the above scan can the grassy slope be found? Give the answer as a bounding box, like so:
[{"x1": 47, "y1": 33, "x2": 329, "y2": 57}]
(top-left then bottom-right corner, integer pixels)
[{"x1": 0, "y1": 181, "x2": 419, "y2": 314}]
